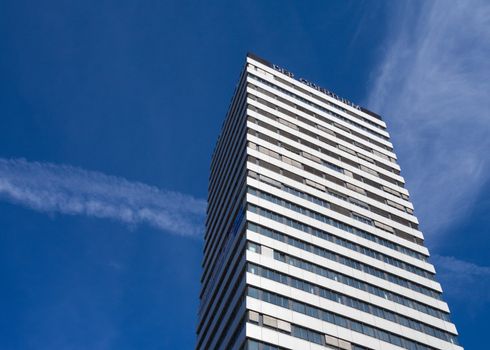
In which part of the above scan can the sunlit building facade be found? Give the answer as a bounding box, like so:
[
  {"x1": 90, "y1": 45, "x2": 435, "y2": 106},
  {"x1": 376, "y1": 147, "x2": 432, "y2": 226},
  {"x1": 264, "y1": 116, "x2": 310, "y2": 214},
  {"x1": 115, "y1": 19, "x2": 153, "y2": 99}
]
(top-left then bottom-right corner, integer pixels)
[{"x1": 196, "y1": 53, "x2": 462, "y2": 350}]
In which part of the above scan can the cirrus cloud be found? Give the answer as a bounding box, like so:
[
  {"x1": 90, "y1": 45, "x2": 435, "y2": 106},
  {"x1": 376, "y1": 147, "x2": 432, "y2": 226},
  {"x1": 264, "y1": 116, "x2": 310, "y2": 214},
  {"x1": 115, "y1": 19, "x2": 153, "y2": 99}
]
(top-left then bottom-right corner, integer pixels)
[{"x1": 366, "y1": 0, "x2": 490, "y2": 242}]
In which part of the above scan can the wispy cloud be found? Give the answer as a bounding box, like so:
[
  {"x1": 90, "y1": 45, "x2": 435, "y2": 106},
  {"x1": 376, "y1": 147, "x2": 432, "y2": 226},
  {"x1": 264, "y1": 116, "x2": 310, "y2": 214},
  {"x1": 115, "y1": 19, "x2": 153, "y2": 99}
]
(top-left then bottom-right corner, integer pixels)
[
  {"x1": 0, "y1": 158, "x2": 206, "y2": 236},
  {"x1": 366, "y1": 0, "x2": 490, "y2": 241},
  {"x1": 433, "y1": 255, "x2": 490, "y2": 277},
  {"x1": 432, "y1": 255, "x2": 490, "y2": 306}
]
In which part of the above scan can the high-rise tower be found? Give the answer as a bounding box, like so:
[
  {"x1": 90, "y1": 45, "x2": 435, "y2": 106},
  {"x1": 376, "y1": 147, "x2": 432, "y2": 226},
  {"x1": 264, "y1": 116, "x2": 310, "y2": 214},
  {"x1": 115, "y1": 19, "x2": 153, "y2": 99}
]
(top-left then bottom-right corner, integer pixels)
[{"x1": 196, "y1": 53, "x2": 462, "y2": 350}]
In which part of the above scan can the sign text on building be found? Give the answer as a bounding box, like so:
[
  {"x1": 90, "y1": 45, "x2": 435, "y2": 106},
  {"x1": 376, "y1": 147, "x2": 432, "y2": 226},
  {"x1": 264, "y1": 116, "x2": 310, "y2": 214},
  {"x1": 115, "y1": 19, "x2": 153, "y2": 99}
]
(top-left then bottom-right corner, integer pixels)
[{"x1": 272, "y1": 64, "x2": 361, "y2": 111}]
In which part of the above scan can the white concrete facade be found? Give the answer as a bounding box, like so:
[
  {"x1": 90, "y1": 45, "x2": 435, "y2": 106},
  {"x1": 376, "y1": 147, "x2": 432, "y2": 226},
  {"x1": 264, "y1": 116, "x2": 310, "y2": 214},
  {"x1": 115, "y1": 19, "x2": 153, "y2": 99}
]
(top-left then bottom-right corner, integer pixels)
[{"x1": 196, "y1": 54, "x2": 462, "y2": 350}]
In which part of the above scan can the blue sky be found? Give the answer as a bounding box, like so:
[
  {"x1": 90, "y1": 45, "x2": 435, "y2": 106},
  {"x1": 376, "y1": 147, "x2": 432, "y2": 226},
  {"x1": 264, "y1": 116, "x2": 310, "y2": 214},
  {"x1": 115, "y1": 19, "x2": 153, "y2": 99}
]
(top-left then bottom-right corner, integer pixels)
[{"x1": 0, "y1": 1, "x2": 488, "y2": 349}]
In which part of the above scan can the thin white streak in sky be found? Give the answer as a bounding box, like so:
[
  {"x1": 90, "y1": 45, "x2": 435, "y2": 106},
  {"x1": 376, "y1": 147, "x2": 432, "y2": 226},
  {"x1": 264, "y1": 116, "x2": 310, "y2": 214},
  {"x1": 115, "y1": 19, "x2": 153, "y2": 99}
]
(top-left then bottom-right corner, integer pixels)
[
  {"x1": 366, "y1": 0, "x2": 490, "y2": 242},
  {"x1": 0, "y1": 158, "x2": 206, "y2": 237},
  {"x1": 432, "y1": 255, "x2": 490, "y2": 305}
]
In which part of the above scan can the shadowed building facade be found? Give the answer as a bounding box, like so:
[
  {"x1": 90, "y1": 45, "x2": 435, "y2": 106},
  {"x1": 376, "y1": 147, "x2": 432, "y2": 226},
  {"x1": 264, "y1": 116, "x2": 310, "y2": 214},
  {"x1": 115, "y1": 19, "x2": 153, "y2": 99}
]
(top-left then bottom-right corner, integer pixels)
[{"x1": 196, "y1": 54, "x2": 462, "y2": 350}]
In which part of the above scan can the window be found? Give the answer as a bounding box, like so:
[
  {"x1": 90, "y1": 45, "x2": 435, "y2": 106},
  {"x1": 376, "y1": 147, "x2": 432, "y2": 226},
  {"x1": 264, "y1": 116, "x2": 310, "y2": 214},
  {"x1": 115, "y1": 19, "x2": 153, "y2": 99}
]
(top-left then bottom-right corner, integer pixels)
[
  {"x1": 325, "y1": 161, "x2": 344, "y2": 173},
  {"x1": 352, "y1": 213, "x2": 373, "y2": 226},
  {"x1": 246, "y1": 340, "x2": 259, "y2": 350},
  {"x1": 247, "y1": 242, "x2": 261, "y2": 253}
]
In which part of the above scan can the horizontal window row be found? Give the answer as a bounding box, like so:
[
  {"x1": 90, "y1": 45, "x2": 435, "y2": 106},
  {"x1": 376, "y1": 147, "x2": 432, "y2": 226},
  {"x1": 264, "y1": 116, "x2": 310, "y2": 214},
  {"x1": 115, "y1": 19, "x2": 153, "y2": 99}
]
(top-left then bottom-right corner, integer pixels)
[
  {"x1": 248, "y1": 86, "x2": 394, "y2": 159},
  {"x1": 206, "y1": 119, "x2": 247, "y2": 240},
  {"x1": 249, "y1": 136, "x2": 408, "y2": 203},
  {"x1": 248, "y1": 286, "x2": 458, "y2": 349},
  {"x1": 207, "y1": 111, "x2": 247, "y2": 218},
  {"x1": 248, "y1": 137, "x2": 409, "y2": 206},
  {"x1": 200, "y1": 206, "x2": 246, "y2": 316},
  {"x1": 206, "y1": 143, "x2": 246, "y2": 231},
  {"x1": 243, "y1": 339, "x2": 288, "y2": 350},
  {"x1": 248, "y1": 104, "x2": 399, "y2": 180},
  {"x1": 247, "y1": 263, "x2": 454, "y2": 342},
  {"x1": 247, "y1": 222, "x2": 441, "y2": 300},
  {"x1": 249, "y1": 158, "x2": 416, "y2": 230},
  {"x1": 203, "y1": 164, "x2": 247, "y2": 282},
  {"x1": 248, "y1": 156, "x2": 421, "y2": 245},
  {"x1": 248, "y1": 97, "x2": 393, "y2": 166},
  {"x1": 224, "y1": 316, "x2": 246, "y2": 350},
  {"x1": 267, "y1": 72, "x2": 385, "y2": 129},
  {"x1": 245, "y1": 338, "x2": 367, "y2": 350},
  {"x1": 197, "y1": 237, "x2": 247, "y2": 343},
  {"x1": 248, "y1": 117, "x2": 401, "y2": 189},
  {"x1": 248, "y1": 63, "x2": 384, "y2": 127},
  {"x1": 245, "y1": 311, "x2": 369, "y2": 350},
  {"x1": 248, "y1": 187, "x2": 431, "y2": 276},
  {"x1": 251, "y1": 242, "x2": 448, "y2": 322},
  {"x1": 249, "y1": 74, "x2": 390, "y2": 141},
  {"x1": 206, "y1": 146, "x2": 246, "y2": 244},
  {"x1": 249, "y1": 171, "x2": 422, "y2": 256},
  {"x1": 210, "y1": 74, "x2": 248, "y2": 177},
  {"x1": 248, "y1": 90, "x2": 395, "y2": 171},
  {"x1": 197, "y1": 266, "x2": 246, "y2": 350}
]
